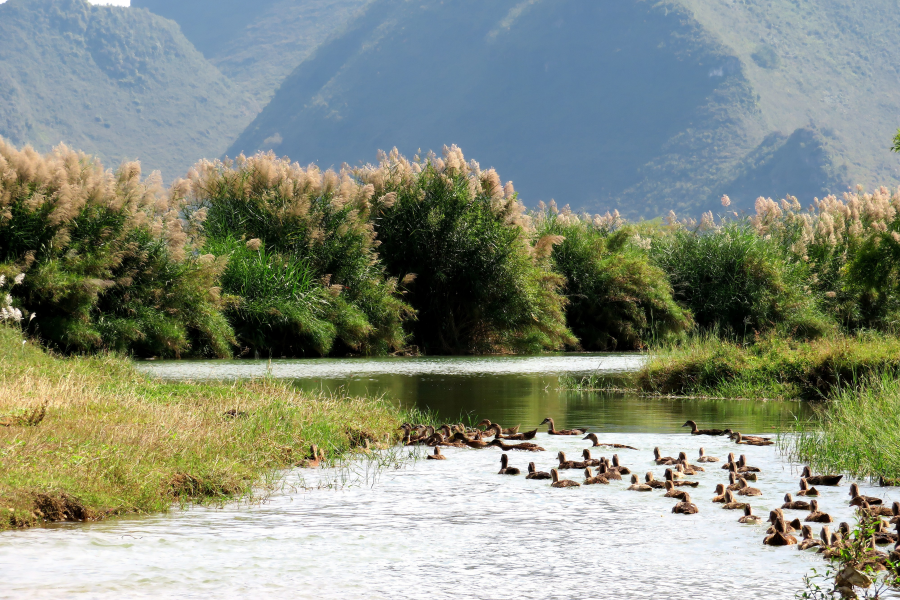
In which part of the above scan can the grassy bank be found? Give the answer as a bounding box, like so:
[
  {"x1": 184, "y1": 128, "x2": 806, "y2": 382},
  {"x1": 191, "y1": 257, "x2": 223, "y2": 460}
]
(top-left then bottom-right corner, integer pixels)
[{"x1": 0, "y1": 326, "x2": 413, "y2": 531}]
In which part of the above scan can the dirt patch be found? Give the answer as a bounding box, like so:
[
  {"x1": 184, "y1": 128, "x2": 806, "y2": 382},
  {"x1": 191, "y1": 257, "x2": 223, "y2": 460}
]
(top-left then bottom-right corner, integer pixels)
[
  {"x1": 169, "y1": 472, "x2": 242, "y2": 500},
  {"x1": 32, "y1": 492, "x2": 92, "y2": 522}
]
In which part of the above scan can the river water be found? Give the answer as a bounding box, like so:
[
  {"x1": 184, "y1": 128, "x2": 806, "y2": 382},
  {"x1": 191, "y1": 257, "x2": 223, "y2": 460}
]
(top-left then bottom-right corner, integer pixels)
[{"x1": 1, "y1": 354, "x2": 895, "y2": 599}]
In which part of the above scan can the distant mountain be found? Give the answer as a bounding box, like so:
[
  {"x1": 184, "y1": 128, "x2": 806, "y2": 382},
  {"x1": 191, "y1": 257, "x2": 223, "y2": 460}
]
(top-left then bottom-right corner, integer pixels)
[
  {"x1": 225, "y1": 0, "x2": 900, "y2": 217},
  {"x1": 0, "y1": 0, "x2": 253, "y2": 178},
  {"x1": 132, "y1": 0, "x2": 372, "y2": 105}
]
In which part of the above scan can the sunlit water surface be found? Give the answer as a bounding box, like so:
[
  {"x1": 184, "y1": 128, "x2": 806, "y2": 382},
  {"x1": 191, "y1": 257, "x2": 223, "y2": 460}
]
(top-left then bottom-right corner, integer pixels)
[{"x1": 2, "y1": 355, "x2": 894, "y2": 599}]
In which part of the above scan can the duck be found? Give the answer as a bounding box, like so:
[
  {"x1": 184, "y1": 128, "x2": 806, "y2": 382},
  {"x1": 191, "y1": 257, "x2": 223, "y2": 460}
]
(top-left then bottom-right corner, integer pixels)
[
  {"x1": 485, "y1": 424, "x2": 538, "y2": 441},
  {"x1": 665, "y1": 467, "x2": 698, "y2": 487},
  {"x1": 767, "y1": 509, "x2": 801, "y2": 533},
  {"x1": 664, "y1": 480, "x2": 688, "y2": 499},
  {"x1": 676, "y1": 452, "x2": 704, "y2": 473},
  {"x1": 672, "y1": 492, "x2": 699, "y2": 514},
  {"x1": 477, "y1": 419, "x2": 521, "y2": 435},
  {"x1": 797, "y1": 478, "x2": 820, "y2": 497},
  {"x1": 798, "y1": 525, "x2": 821, "y2": 550},
  {"x1": 857, "y1": 500, "x2": 895, "y2": 519},
  {"x1": 737, "y1": 477, "x2": 763, "y2": 497},
  {"x1": 805, "y1": 499, "x2": 833, "y2": 523},
  {"x1": 627, "y1": 474, "x2": 652, "y2": 491},
  {"x1": 682, "y1": 420, "x2": 726, "y2": 436},
  {"x1": 880, "y1": 476, "x2": 900, "y2": 487},
  {"x1": 782, "y1": 493, "x2": 811, "y2": 511},
  {"x1": 498, "y1": 453, "x2": 520, "y2": 475},
  {"x1": 653, "y1": 447, "x2": 677, "y2": 465},
  {"x1": 583, "y1": 467, "x2": 609, "y2": 485},
  {"x1": 712, "y1": 484, "x2": 727, "y2": 503},
  {"x1": 872, "y1": 520, "x2": 898, "y2": 545},
  {"x1": 550, "y1": 468, "x2": 580, "y2": 488},
  {"x1": 817, "y1": 526, "x2": 837, "y2": 554},
  {"x1": 581, "y1": 433, "x2": 638, "y2": 450},
  {"x1": 729, "y1": 462, "x2": 757, "y2": 482},
  {"x1": 597, "y1": 462, "x2": 622, "y2": 481},
  {"x1": 488, "y1": 438, "x2": 545, "y2": 452},
  {"x1": 726, "y1": 472, "x2": 742, "y2": 491},
  {"x1": 697, "y1": 448, "x2": 719, "y2": 463},
  {"x1": 427, "y1": 446, "x2": 446, "y2": 460},
  {"x1": 303, "y1": 444, "x2": 324, "y2": 468},
  {"x1": 581, "y1": 449, "x2": 601, "y2": 467},
  {"x1": 557, "y1": 451, "x2": 587, "y2": 470},
  {"x1": 800, "y1": 466, "x2": 843, "y2": 486},
  {"x1": 764, "y1": 519, "x2": 797, "y2": 546},
  {"x1": 721, "y1": 452, "x2": 737, "y2": 469},
  {"x1": 848, "y1": 483, "x2": 882, "y2": 506},
  {"x1": 725, "y1": 429, "x2": 772, "y2": 443},
  {"x1": 526, "y1": 462, "x2": 551, "y2": 480},
  {"x1": 722, "y1": 490, "x2": 749, "y2": 510},
  {"x1": 541, "y1": 418, "x2": 586, "y2": 436},
  {"x1": 739, "y1": 505, "x2": 762, "y2": 524},
  {"x1": 736, "y1": 455, "x2": 761, "y2": 473},
  {"x1": 610, "y1": 454, "x2": 631, "y2": 475},
  {"x1": 644, "y1": 472, "x2": 666, "y2": 489},
  {"x1": 733, "y1": 432, "x2": 774, "y2": 446}
]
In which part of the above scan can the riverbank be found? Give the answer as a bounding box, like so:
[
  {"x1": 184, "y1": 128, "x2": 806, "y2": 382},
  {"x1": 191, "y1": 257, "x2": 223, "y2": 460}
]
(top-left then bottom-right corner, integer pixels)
[{"x1": 0, "y1": 326, "x2": 412, "y2": 531}]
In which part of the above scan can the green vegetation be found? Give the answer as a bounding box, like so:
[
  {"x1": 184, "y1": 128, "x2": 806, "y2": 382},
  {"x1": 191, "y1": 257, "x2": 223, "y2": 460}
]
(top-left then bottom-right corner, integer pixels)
[{"x1": 0, "y1": 325, "x2": 415, "y2": 531}]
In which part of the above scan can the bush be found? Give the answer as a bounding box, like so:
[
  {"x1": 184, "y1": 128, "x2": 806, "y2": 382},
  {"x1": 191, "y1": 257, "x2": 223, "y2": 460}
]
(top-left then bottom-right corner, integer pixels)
[
  {"x1": 184, "y1": 152, "x2": 412, "y2": 356},
  {"x1": 355, "y1": 147, "x2": 575, "y2": 354},
  {"x1": 535, "y1": 206, "x2": 691, "y2": 350},
  {"x1": 0, "y1": 140, "x2": 233, "y2": 357}
]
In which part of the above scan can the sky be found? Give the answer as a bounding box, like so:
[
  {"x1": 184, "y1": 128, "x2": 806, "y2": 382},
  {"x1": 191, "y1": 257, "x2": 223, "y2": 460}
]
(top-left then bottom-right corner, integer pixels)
[{"x1": 0, "y1": 0, "x2": 131, "y2": 4}]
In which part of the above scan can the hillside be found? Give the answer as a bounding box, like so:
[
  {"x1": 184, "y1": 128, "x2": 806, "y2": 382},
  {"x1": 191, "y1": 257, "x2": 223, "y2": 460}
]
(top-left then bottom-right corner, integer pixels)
[
  {"x1": 132, "y1": 0, "x2": 372, "y2": 105},
  {"x1": 226, "y1": 0, "x2": 899, "y2": 217},
  {"x1": 0, "y1": 0, "x2": 253, "y2": 178}
]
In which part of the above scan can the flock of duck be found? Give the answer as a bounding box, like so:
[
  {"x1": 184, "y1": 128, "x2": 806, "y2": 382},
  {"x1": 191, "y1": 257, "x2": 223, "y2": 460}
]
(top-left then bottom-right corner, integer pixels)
[{"x1": 399, "y1": 418, "x2": 900, "y2": 571}]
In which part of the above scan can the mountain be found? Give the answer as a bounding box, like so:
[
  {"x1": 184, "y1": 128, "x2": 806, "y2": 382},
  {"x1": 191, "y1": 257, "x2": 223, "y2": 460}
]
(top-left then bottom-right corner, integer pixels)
[
  {"x1": 226, "y1": 0, "x2": 900, "y2": 217},
  {"x1": 132, "y1": 0, "x2": 372, "y2": 105},
  {"x1": 0, "y1": 0, "x2": 253, "y2": 178}
]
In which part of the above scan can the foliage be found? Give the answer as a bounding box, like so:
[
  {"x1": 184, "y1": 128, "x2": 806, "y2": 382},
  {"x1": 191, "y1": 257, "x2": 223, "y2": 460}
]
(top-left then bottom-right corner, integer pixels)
[
  {"x1": 355, "y1": 146, "x2": 575, "y2": 354},
  {"x1": 535, "y1": 205, "x2": 691, "y2": 350},
  {"x1": 0, "y1": 140, "x2": 234, "y2": 357},
  {"x1": 185, "y1": 152, "x2": 411, "y2": 356}
]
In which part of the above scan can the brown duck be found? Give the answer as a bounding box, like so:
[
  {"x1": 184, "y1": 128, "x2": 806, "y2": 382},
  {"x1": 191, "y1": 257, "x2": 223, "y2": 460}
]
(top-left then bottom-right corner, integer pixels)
[
  {"x1": 733, "y1": 432, "x2": 773, "y2": 446},
  {"x1": 798, "y1": 525, "x2": 821, "y2": 550},
  {"x1": 665, "y1": 467, "x2": 698, "y2": 487},
  {"x1": 477, "y1": 419, "x2": 521, "y2": 435},
  {"x1": 737, "y1": 455, "x2": 761, "y2": 473},
  {"x1": 722, "y1": 490, "x2": 748, "y2": 510},
  {"x1": 721, "y1": 453, "x2": 737, "y2": 470},
  {"x1": 782, "y1": 493, "x2": 811, "y2": 511},
  {"x1": 610, "y1": 454, "x2": 631, "y2": 475},
  {"x1": 303, "y1": 444, "x2": 324, "y2": 468},
  {"x1": 797, "y1": 478, "x2": 820, "y2": 497},
  {"x1": 697, "y1": 448, "x2": 719, "y2": 463},
  {"x1": 857, "y1": 500, "x2": 895, "y2": 519},
  {"x1": 804, "y1": 499, "x2": 833, "y2": 523},
  {"x1": 764, "y1": 519, "x2": 797, "y2": 546},
  {"x1": 739, "y1": 505, "x2": 762, "y2": 524},
  {"x1": 557, "y1": 451, "x2": 587, "y2": 470},
  {"x1": 498, "y1": 453, "x2": 521, "y2": 475},
  {"x1": 583, "y1": 467, "x2": 609, "y2": 485},
  {"x1": 427, "y1": 447, "x2": 446, "y2": 460},
  {"x1": 488, "y1": 438, "x2": 545, "y2": 452},
  {"x1": 682, "y1": 420, "x2": 725, "y2": 436},
  {"x1": 672, "y1": 492, "x2": 699, "y2": 514},
  {"x1": 644, "y1": 472, "x2": 666, "y2": 489},
  {"x1": 664, "y1": 480, "x2": 688, "y2": 499},
  {"x1": 597, "y1": 463, "x2": 622, "y2": 481},
  {"x1": 581, "y1": 449, "x2": 601, "y2": 467},
  {"x1": 653, "y1": 447, "x2": 676, "y2": 465},
  {"x1": 485, "y1": 423, "x2": 537, "y2": 441},
  {"x1": 550, "y1": 468, "x2": 580, "y2": 488},
  {"x1": 676, "y1": 452, "x2": 704, "y2": 473},
  {"x1": 541, "y1": 418, "x2": 586, "y2": 436},
  {"x1": 712, "y1": 484, "x2": 727, "y2": 503},
  {"x1": 725, "y1": 429, "x2": 772, "y2": 443},
  {"x1": 801, "y1": 466, "x2": 843, "y2": 486},
  {"x1": 581, "y1": 433, "x2": 638, "y2": 450},
  {"x1": 526, "y1": 462, "x2": 551, "y2": 480},
  {"x1": 728, "y1": 463, "x2": 757, "y2": 482},
  {"x1": 737, "y1": 477, "x2": 762, "y2": 497},
  {"x1": 848, "y1": 483, "x2": 882, "y2": 506},
  {"x1": 627, "y1": 474, "x2": 652, "y2": 491}
]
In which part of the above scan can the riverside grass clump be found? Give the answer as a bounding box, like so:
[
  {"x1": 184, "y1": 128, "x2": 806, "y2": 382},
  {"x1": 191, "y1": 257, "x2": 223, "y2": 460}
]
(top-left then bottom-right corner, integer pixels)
[
  {"x1": 0, "y1": 139, "x2": 233, "y2": 358},
  {"x1": 356, "y1": 146, "x2": 574, "y2": 354},
  {"x1": 0, "y1": 325, "x2": 414, "y2": 530}
]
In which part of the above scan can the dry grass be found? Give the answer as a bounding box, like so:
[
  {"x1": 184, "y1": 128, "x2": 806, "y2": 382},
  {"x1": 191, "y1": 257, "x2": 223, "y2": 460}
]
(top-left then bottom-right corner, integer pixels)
[{"x1": 0, "y1": 326, "x2": 409, "y2": 531}]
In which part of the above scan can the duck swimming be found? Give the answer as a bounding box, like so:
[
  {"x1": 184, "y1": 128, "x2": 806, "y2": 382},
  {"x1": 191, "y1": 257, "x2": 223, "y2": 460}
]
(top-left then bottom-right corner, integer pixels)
[
  {"x1": 477, "y1": 419, "x2": 521, "y2": 435},
  {"x1": 737, "y1": 477, "x2": 762, "y2": 497},
  {"x1": 721, "y1": 453, "x2": 737, "y2": 470},
  {"x1": 672, "y1": 492, "x2": 699, "y2": 514},
  {"x1": 598, "y1": 463, "x2": 622, "y2": 481},
  {"x1": 733, "y1": 432, "x2": 774, "y2": 446},
  {"x1": 304, "y1": 444, "x2": 324, "y2": 468},
  {"x1": 697, "y1": 448, "x2": 719, "y2": 463},
  {"x1": 664, "y1": 480, "x2": 688, "y2": 499},
  {"x1": 557, "y1": 451, "x2": 587, "y2": 470},
  {"x1": 653, "y1": 447, "x2": 676, "y2": 465},
  {"x1": 676, "y1": 452, "x2": 704, "y2": 473},
  {"x1": 498, "y1": 454, "x2": 520, "y2": 475},
  {"x1": 801, "y1": 466, "x2": 843, "y2": 486},
  {"x1": 627, "y1": 474, "x2": 652, "y2": 491},
  {"x1": 848, "y1": 483, "x2": 882, "y2": 506},
  {"x1": 722, "y1": 490, "x2": 748, "y2": 510},
  {"x1": 764, "y1": 519, "x2": 797, "y2": 546},
  {"x1": 682, "y1": 420, "x2": 726, "y2": 436},
  {"x1": 728, "y1": 463, "x2": 757, "y2": 482},
  {"x1": 666, "y1": 467, "x2": 698, "y2": 487},
  {"x1": 526, "y1": 462, "x2": 551, "y2": 480},
  {"x1": 581, "y1": 433, "x2": 638, "y2": 450},
  {"x1": 644, "y1": 472, "x2": 666, "y2": 489},
  {"x1": 737, "y1": 455, "x2": 761, "y2": 473},
  {"x1": 857, "y1": 500, "x2": 895, "y2": 519},
  {"x1": 583, "y1": 467, "x2": 609, "y2": 485},
  {"x1": 541, "y1": 418, "x2": 586, "y2": 436},
  {"x1": 738, "y1": 505, "x2": 762, "y2": 524},
  {"x1": 725, "y1": 429, "x2": 772, "y2": 444},
  {"x1": 782, "y1": 493, "x2": 811, "y2": 511},
  {"x1": 798, "y1": 525, "x2": 821, "y2": 550},
  {"x1": 712, "y1": 484, "x2": 727, "y2": 503},
  {"x1": 797, "y1": 478, "x2": 820, "y2": 497},
  {"x1": 611, "y1": 454, "x2": 631, "y2": 475},
  {"x1": 550, "y1": 468, "x2": 580, "y2": 488},
  {"x1": 427, "y1": 447, "x2": 446, "y2": 460},
  {"x1": 805, "y1": 499, "x2": 833, "y2": 523},
  {"x1": 488, "y1": 438, "x2": 545, "y2": 452},
  {"x1": 581, "y1": 449, "x2": 601, "y2": 467}
]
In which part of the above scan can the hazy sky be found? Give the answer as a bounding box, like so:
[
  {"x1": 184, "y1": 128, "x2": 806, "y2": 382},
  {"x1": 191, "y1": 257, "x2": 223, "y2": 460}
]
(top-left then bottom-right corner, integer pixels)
[{"x1": 0, "y1": 0, "x2": 131, "y2": 4}]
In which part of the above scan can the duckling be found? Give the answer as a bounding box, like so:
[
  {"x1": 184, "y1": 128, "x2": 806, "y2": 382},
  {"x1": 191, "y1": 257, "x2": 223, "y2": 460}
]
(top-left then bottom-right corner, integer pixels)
[
  {"x1": 872, "y1": 519, "x2": 898, "y2": 545},
  {"x1": 664, "y1": 480, "x2": 688, "y2": 499},
  {"x1": 722, "y1": 490, "x2": 749, "y2": 510},
  {"x1": 737, "y1": 477, "x2": 763, "y2": 497},
  {"x1": 739, "y1": 505, "x2": 762, "y2": 524},
  {"x1": 817, "y1": 526, "x2": 838, "y2": 555},
  {"x1": 665, "y1": 467, "x2": 699, "y2": 487},
  {"x1": 653, "y1": 447, "x2": 677, "y2": 465},
  {"x1": 805, "y1": 499, "x2": 833, "y2": 523},
  {"x1": 733, "y1": 432, "x2": 774, "y2": 446},
  {"x1": 485, "y1": 424, "x2": 537, "y2": 441},
  {"x1": 526, "y1": 462, "x2": 551, "y2": 480},
  {"x1": 726, "y1": 429, "x2": 772, "y2": 444},
  {"x1": 541, "y1": 418, "x2": 586, "y2": 436},
  {"x1": 477, "y1": 419, "x2": 521, "y2": 435},
  {"x1": 597, "y1": 462, "x2": 622, "y2": 481},
  {"x1": 581, "y1": 449, "x2": 601, "y2": 467},
  {"x1": 550, "y1": 468, "x2": 580, "y2": 488},
  {"x1": 797, "y1": 478, "x2": 820, "y2": 497},
  {"x1": 488, "y1": 438, "x2": 545, "y2": 452},
  {"x1": 764, "y1": 519, "x2": 797, "y2": 546},
  {"x1": 583, "y1": 467, "x2": 609, "y2": 485},
  {"x1": 676, "y1": 452, "x2": 704, "y2": 473},
  {"x1": 848, "y1": 483, "x2": 882, "y2": 506},
  {"x1": 736, "y1": 455, "x2": 761, "y2": 473},
  {"x1": 627, "y1": 474, "x2": 652, "y2": 491},
  {"x1": 672, "y1": 492, "x2": 699, "y2": 514},
  {"x1": 798, "y1": 525, "x2": 821, "y2": 550},
  {"x1": 682, "y1": 420, "x2": 726, "y2": 436},
  {"x1": 729, "y1": 462, "x2": 757, "y2": 482},
  {"x1": 581, "y1": 433, "x2": 638, "y2": 450},
  {"x1": 644, "y1": 471, "x2": 666, "y2": 489},
  {"x1": 303, "y1": 444, "x2": 323, "y2": 468},
  {"x1": 880, "y1": 476, "x2": 900, "y2": 487},
  {"x1": 498, "y1": 453, "x2": 520, "y2": 475},
  {"x1": 726, "y1": 472, "x2": 742, "y2": 491},
  {"x1": 857, "y1": 500, "x2": 895, "y2": 518},
  {"x1": 782, "y1": 493, "x2": 811, "y2": 511},
  {"x1": 891, "y1": 501, "x2": 900, "y2": 523},
  {"x1": 712, "y1": 483, "x2": 727, "y2": 503},
  {"x1": 427, "y1": 446, "x2": 446, "y2": 460},
  {"x1": 800, "y1": 466, "x2": 843, "y2": 486},
  {"x1": 721, "y1": 452, "x2": 737, "y2": 469},
  {"x1": 610, "y1": 454, "x2": 631, "y2": 475},
  {"x1": 556, "y1": 451, "x2": 587, "y2": 470},
  {"x1": 697, "y1": 447, "x2": 720, "y2": 463}
]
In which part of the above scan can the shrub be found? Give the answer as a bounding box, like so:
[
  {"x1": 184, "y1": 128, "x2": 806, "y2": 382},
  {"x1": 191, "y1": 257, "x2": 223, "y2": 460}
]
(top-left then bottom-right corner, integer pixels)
[
  {"x1": 355, "y1": 147, "x2": 575, "y2": 354},
  {"x1": 0, "y1": 139, "x2": 233, "y2": 357},
  {"x1": 535, "y1": 206, "x2": 691, "y2": 350},
  {"x1": 184, "y1": 152, "x2": 412, "y2": 356}
]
